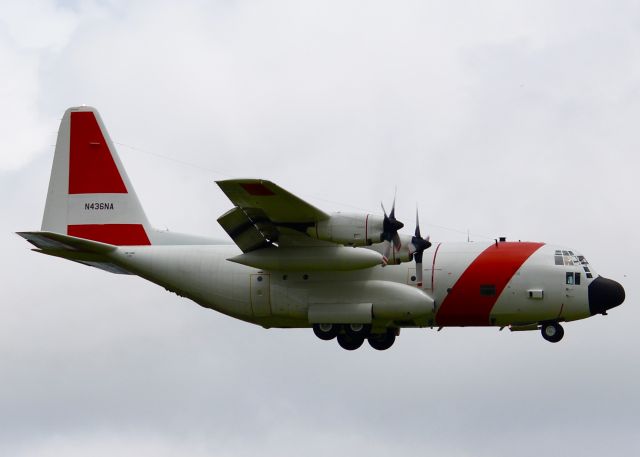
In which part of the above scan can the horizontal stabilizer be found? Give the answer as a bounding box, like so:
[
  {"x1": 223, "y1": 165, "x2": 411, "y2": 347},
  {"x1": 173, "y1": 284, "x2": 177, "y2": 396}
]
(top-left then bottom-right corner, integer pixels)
[
  {"x1": 17, "y1": 231, "x2": 116, "y2": 253},
  {"x1": 16, "y1": 231, "x2": 130, "y2": 274}
]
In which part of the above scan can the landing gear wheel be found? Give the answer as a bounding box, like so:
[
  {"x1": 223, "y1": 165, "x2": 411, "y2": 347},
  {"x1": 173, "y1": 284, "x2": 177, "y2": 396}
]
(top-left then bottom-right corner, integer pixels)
[
  {"x1": 541, "y1": 322, "x2": 564, "y2": 343},
  {"x1": 337, "y1": 333, "x2": 365, "y2": 350},
  {"x1": 313, "y1": 323, "x2": 340, "y2": 341},
  {"x1": 368, "y1": 330, "x2": 396, "y2": 351},
  {"x1": 344, "y1": 323, "x2": 371, "y2": 338}
]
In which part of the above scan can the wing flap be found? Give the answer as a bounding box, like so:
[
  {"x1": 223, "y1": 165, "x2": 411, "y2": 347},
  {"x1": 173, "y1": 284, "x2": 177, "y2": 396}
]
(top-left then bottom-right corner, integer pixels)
[{"x1": 216, "y1": 207, "x2": 272, "y2": 253}]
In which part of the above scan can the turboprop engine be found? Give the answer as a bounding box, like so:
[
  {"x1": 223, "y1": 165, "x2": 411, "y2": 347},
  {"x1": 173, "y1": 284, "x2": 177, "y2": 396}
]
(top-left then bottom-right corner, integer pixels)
[
  {"x1": 306, "y1": 206, "x2": 431, "y2": 283},
  {"x1": 306, "y1": 212, "x2": 384, "y2": 246},
  {"x1": 306, "y1": 197, "x2": 405, "y2": 259}
]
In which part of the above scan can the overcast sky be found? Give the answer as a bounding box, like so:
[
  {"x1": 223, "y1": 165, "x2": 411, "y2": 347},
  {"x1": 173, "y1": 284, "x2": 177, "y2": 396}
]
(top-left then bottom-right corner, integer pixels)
[{"x1": 1, "y1": 1, "x2": 639, "y2": 455}]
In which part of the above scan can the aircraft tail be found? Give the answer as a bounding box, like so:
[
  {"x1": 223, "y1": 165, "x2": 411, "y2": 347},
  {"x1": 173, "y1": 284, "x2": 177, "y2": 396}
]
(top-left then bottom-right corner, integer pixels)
[{"x1": 41, "y1": 106, "x2": 153, "y2": 245}]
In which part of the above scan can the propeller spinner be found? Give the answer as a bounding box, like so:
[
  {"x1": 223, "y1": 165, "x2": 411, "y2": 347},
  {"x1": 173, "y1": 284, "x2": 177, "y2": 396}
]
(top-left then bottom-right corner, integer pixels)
[{"x1": 408, "y1": 209, "x2": 431, "y2": 287}]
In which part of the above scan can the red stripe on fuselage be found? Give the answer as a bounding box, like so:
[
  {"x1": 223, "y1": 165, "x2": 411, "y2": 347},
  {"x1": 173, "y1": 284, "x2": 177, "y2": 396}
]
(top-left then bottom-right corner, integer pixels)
[
  {"x1": 69, "y1": 111, "x2": 127, "y2": 194},
  {"x1": 436, "y1": 242, "x2": 544, "y2": 326},
  {"x1": 68, "y1": 224, "x2": 151, "y2": 246}
]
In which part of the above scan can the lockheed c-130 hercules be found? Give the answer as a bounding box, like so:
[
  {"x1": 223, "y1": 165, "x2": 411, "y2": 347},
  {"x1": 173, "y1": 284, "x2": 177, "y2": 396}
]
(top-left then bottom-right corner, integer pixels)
[{"x1": 18, "y1": 106, "x2": 626, "y2": 350}]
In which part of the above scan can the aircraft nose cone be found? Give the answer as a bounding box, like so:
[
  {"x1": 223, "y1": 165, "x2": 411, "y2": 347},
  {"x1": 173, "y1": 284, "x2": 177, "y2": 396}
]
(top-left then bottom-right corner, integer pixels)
[{"x1": 589, "y1": 276, "x2": 625, "y2": 315}]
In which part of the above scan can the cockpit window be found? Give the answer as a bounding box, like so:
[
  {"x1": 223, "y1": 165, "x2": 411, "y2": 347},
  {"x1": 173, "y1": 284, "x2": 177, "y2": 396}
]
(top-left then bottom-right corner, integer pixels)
[
  {"x1": 554, "y1": 252, "x2": 563, "y2": 265},
  {"x1": 577, "y1": 255, "x2": 594, "y2": 278},
  {"x1": 555, "y1": 250, "x2": 595, "y2": 278},
  {"x1": 555, "y1": 250, "x2": 578, "y2": 266}
]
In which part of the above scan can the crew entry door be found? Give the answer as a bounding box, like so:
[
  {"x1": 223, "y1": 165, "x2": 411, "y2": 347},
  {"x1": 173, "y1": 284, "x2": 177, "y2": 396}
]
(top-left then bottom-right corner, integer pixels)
[{"x1": 250, "y1": 274, "x2": 271, "y2": 317}]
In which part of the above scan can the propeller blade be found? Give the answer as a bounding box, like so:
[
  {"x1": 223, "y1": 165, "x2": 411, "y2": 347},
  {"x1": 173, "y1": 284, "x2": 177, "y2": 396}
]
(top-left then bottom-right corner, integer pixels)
[
  {"x1": 382, "y1": 240, "x2": 392, "y2": 265},
  {"x1": 392, "y1": 232, "x2": 401, "y2": 252},
  {"x1": 390, "y1": 189, "x2": 397, "y2": 219},
  {"x1": 411, "y1": 208, "x2": 430, "y2": 287},
  {"x1": 415, "y1": 262, "x2": 423, "y2": 287},
  {"x1": 381, "y1": 195, "x2": 403, "y2": 244}
]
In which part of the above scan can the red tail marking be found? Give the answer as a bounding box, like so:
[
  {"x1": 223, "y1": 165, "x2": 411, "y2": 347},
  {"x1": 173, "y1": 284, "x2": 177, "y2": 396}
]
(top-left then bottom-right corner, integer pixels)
[
  {"x1": 436, "y1": 242, "x2": 544, "y2": 326},
  {"x1": 240, "y1": 183, "x2": 275, "y2": 196},
  {"x1": 68, "y1": 224, "x2": 151, "y2": 246},
  {"x1": 69, "y1": 112, "x2": 127, "y2": 194}
]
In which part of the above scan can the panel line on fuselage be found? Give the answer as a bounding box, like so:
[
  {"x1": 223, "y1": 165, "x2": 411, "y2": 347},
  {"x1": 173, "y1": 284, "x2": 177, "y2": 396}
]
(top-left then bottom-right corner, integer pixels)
[{"x1": 430, "y1": 242, "x2": 442, "y2": 293}]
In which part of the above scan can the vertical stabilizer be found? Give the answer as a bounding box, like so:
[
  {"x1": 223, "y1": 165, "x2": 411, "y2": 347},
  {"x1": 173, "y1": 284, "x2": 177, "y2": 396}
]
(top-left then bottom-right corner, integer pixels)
[{"x1": 42, "y1": 106, "x2": 152, "y2": 245}]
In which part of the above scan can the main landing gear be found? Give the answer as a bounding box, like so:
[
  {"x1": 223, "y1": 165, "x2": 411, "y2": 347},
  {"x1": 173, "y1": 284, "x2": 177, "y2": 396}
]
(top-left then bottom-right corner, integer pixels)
[
  {"x1": 312, "y1": 323, "x2": 397, "y2": 351},
  {"x1": 540, "y1": 322, "x2": 564, "y2": 343}
]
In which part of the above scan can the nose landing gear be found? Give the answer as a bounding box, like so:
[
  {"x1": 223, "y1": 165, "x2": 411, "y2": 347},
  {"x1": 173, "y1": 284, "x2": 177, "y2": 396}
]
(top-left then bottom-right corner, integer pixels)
[{"x1": 541, "y1": 322, "x2": 564, "y2": 343}]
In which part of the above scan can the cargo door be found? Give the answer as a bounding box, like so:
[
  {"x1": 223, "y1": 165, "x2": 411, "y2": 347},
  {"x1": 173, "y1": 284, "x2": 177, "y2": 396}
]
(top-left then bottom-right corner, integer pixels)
[{"x1": 250, "y1": 274, "x2": 271, "y2": 317}]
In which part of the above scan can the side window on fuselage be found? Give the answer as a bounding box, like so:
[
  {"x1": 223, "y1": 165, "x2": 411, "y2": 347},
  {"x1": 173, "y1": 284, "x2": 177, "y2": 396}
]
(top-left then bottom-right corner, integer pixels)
[
  {"x1": 566, "y1": 272, "x2": 581, "y2": 285},
  {"x1": 480, "y1": 284, "x2": 496, "y2": 296}
]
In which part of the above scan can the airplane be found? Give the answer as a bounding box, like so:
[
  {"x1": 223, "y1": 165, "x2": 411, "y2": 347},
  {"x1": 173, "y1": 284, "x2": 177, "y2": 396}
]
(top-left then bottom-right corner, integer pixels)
[{"x1": 17, "y1": 106, "x2": 626, "y2": 351}]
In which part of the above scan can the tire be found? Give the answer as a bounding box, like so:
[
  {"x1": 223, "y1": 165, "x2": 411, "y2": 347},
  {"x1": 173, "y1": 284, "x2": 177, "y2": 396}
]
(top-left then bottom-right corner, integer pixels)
[
  {"x1": 344, "y1": 323, "x2": 372, "y2": 338},
  {"x1": 337, "y1": 333, "x2": 365, "y2": 350},
  {"x1": 368, "y1": 330, "x2": 396, "y2": 351},
  {"x1": 541, "y1": 322, "x2": 564, "y2": 343},
  {"x1": 313, "y1": 323, "x2": 340, "y2": 341}
]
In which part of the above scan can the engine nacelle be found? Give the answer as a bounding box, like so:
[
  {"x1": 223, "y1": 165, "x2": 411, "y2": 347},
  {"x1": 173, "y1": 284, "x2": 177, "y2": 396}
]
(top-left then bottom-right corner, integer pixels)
[
  {"x1": 227, "y1": 246, "x2": 383, "y2": 271},
  {"x1": 365, "y1": 233, "x2": 415, "y2": 265},
  {"x1": 307, "y1": 212, "x2": 384, "y2": 246}
]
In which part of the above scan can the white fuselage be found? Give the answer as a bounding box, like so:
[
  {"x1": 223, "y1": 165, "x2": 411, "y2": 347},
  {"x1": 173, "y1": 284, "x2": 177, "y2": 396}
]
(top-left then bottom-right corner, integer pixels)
[{"x1": 109, "y1": 241, "x2": 592, "y2": 329}]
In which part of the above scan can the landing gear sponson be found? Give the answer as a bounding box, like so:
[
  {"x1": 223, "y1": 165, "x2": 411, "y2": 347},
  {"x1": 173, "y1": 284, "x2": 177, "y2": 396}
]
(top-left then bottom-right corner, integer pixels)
[
  {"x1": 313, "y1": 323, "x2": 397, "y2": 351},
  {"x1": 316, "y1": 320, "x2": 569, "y2": 349}
]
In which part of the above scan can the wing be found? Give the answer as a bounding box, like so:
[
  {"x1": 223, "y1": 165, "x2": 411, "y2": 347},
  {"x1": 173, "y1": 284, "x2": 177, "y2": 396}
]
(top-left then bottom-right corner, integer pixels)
[
  {"x1": 216, "y1": 179, "x2": 329, "y2": 224},
  {"x1": 216, "y1": 179, "x2": 383, "y2": 270},
  {"x1": 216, "y1": 179, "x2": 331, "y2": 252}
]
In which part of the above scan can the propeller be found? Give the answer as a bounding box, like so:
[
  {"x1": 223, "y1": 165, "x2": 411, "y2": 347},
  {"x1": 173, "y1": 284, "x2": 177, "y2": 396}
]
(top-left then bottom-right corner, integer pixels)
[
  {"x1": 408, "y1": 209, "x2": 431, "y2": 286},
  {"x1": 380, "y1": 193, "x2": 404, "y2": 265}
]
